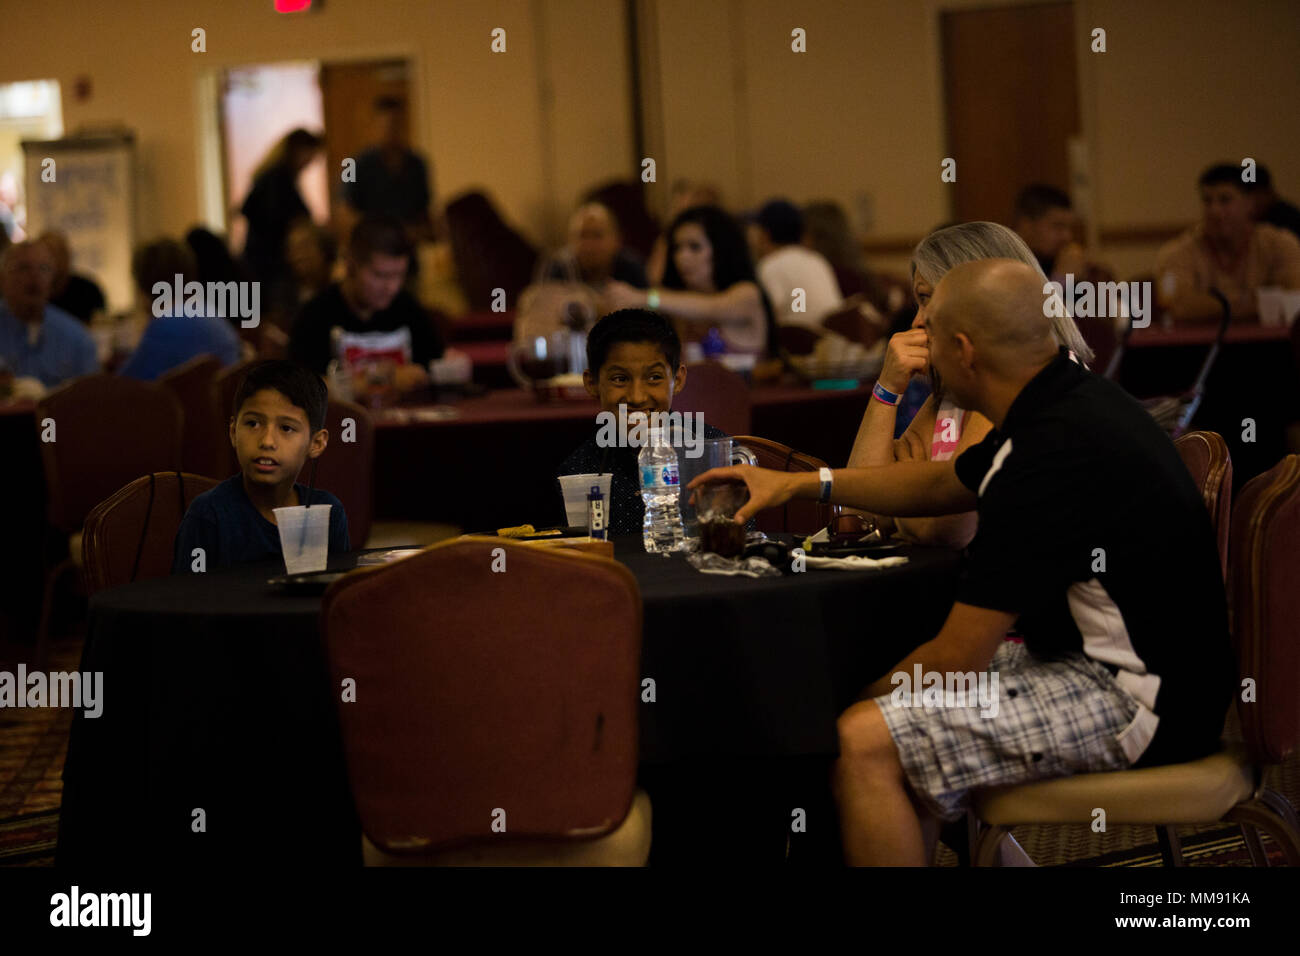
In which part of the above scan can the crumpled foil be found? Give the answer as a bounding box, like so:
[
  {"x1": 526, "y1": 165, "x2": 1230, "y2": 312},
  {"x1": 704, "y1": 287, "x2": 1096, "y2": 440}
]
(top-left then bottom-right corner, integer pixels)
[{"x1": 686, "y1": 551, "x2": 782, "y2": 578}]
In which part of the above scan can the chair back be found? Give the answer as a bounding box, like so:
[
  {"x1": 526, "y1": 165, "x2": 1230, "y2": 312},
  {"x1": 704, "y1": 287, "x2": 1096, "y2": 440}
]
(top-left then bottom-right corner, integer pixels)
[
  {"x1": 1174, "y1": 430, "x2": 1232, "y2": 579},
  {"x1": 307, "y1": 398, "x2": 375, "y2": 548},
  {"x1": 81, "y1": 472, "x2": 219, "y2": 594},
  {"x1": 672, "y1": 361, "x2": 752, "y2": 437},
  {"x1": 158, "y1": 354, "x2": 227, "y2": 479},
  {"x1": 214, "y1": 359, "x2": 260, "y2": 473},
  {"x1": 321, "y1": 539, "x2": 642, "y2": 855},
  {"x1": 1229, "y1": 454, "x2": 1300, "y2": 765},
  {"x1": 36, "y1": 374, "x2": 184, "y2": 534},
  {"x1": 732, "y1": 434, "x2": 839, "y2": 535},
  {"x1": 820, "y1": 295, "x2": 887, "y2": 350}
]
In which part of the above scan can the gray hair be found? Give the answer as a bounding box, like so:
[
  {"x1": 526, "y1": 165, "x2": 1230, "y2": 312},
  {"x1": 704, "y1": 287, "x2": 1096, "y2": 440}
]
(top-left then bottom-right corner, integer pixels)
[{"x1": 911, "y1": 221, "x2": 1094, "y2": 364}]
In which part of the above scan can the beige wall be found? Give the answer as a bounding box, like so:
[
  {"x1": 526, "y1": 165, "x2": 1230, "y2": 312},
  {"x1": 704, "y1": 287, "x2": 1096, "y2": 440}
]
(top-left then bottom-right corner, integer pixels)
[
  {"x1": 648, "y1": 0, "x2": 1300, "y2": 278},
  {"x1": 3, "y1": 0, "x2": 1295, "y2": 281},
  {"x1": 0, "y1": 0, "x2": 634, "y2": 252}
]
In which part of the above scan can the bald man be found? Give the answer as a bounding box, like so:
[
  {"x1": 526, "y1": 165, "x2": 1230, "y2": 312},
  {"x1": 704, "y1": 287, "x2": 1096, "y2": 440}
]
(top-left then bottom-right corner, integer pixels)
[
  {"x1": 691, "y1": 259, "x2": 1232, "y2": 865},
  {"x1": 543, "y1": 203, "x2": 647, "y2": 289},
  {"x1": 0, "y1": 240, "x2": 99, "y2": 387}
]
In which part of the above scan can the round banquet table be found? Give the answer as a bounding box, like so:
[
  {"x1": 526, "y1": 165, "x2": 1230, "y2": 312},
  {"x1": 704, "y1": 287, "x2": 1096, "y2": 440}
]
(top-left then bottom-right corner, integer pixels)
[{"x1": 56, "y1": 537, "x2": 959, "y2": 865}]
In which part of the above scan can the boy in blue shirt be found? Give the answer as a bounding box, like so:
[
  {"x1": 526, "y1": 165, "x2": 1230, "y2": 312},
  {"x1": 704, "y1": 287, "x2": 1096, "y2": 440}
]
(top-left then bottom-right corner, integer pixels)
[{"x1": 173, "y1": 360, "x2": 349, "y2": 572}]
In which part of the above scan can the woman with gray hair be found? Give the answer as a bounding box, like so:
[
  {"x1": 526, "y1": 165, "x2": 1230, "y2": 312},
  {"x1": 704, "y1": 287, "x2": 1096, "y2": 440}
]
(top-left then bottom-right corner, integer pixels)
[{"x1": 846, "y1": 221, "x2": 1091, "y2": 548}]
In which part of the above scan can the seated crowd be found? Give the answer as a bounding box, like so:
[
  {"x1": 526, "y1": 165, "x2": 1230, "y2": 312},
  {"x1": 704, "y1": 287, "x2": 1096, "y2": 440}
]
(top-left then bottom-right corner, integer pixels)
[{"x1": 2, "y1": 155, "x2": 1295, "y2": 869}]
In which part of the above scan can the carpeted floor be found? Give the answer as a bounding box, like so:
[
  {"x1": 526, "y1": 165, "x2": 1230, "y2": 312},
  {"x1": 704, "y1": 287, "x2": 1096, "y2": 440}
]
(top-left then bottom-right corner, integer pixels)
[{"x1": 2, "y1": 633, "x2": 1298, "y2": 867}]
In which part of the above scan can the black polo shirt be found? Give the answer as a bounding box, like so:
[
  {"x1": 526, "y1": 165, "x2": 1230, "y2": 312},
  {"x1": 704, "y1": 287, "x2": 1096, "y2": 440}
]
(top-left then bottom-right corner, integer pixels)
[{"x1": 953, "y1": 349, "x2": 1233, "y2": 768}]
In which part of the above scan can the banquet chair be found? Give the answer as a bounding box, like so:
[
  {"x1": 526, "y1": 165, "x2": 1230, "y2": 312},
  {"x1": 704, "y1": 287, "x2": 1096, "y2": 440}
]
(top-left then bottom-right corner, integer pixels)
[
  {"x1": 81, "y1": 471, "x2": 219, "y2": 595},
  {"x1": 673, "y1": 360, "x2": 752, "y2": 437},
  {"x1": 1173, "y1": 430, "x2": 1232, "y2": 581},
  {"x1": 321, "y1": 538, "x2": 651, "y2": 865},
  {"x1": 214, "y1": 358, "x2": 259, "y2": 473},
  {"x1": 34, "y1": 374, "x2": 184, "y2": 665},
  {"x1": 158, "y1": 354, "x2": 228, "y2": 480},
  {"x1": 731, "y1": 435, "x2": 841, "y2": 536},
  {"x1": 820, "y1": 295, "x2": 889, "y2": 350},
  {"x1": 968, "y1": 455, "x2": 1300, "y2": 867},
  {"x1": 307, "y1": 398, "x2": 375, "y2": 549}
]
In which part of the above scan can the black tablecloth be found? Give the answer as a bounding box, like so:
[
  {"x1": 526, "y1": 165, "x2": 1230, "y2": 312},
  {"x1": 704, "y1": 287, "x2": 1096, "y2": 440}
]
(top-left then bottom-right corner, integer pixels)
[{"x1": 57, "y1": 538, "x2": 959, "y2": 865}]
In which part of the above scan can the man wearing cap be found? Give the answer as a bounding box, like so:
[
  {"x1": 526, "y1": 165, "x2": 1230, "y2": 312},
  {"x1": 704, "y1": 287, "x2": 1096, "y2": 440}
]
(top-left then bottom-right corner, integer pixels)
[{"x1": 747, "y1": 198, "x2": 843, "y2": 330}]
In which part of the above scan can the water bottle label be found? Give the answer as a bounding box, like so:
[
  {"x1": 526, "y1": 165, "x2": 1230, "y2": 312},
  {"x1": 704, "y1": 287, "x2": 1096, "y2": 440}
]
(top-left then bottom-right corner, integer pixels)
[{"x1": 640, "y1": 464, "x2": 680, "y2": 488}]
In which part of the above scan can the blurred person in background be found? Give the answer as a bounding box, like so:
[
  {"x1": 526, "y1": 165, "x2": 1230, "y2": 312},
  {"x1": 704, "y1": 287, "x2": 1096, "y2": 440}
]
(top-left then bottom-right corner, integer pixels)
[
  {"x1": 1011, "y1": 184, "x2": 1085, "y2": 282},
  {"x1": 541, "y1": 202, "x2": 647, "y2": 289},
  {"x1": 240, "y1": 128, "x2": 324, "y2": 296},
  {"x1": 117, "y1": 238, "x2": 242, "y2": 381},
  {"x1": 38, "y1": 231, "x2": 106, "y2": 325},
  {"x1": 1246, "y1": 164, "x2": 1300, "y2": 242},
  {"x1": 1156, "y1": 163, "x2": 1300, "y2": 323},
  {"x1": 646, "y1": 178, "x2": 721, "y2": 285},
  {"x1": 0, "y1": 239, "x2": 99, "y2": 388},
  {"x1": 443, "y1": 190, "x2": 538, "y2": 313},
  {"x1": 342, "y1": 95, "x2": 434, "y2": 243},
  {"x1": 289, "y1": 215, "x2": 443, "y2": 388},
  {"x1": 601, "y1": 204, "x2": 775, "y2": 359},
  {"x1": 747, "y1": 198, "x2": 842, "y2": 330}
]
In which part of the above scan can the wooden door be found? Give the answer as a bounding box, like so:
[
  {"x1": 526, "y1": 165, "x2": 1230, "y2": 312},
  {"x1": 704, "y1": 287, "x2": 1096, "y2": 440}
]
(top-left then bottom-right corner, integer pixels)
[
  {"x1": 941, "y1": 2, "x2": 1080, "y2": 224},
  {"x1": 318, "y1": 59, "x2": 413, "y2": 243}
]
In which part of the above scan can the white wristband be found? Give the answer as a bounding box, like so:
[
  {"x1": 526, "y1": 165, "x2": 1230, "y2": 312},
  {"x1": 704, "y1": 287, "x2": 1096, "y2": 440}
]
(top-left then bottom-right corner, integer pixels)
[{"x1": 818, "y1": 467, "x2": 833, "y2": 504}]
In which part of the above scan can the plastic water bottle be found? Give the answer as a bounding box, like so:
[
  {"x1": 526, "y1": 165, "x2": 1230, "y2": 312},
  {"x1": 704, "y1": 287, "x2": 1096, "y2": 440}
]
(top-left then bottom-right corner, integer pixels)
[{"x1": 639, "y1": 427, "x2": 685, "y2": 553}]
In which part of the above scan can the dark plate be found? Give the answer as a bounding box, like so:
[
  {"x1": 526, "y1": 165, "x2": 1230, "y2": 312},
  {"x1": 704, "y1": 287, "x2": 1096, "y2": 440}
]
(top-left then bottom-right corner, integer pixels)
[
  {"x1": 267, "y1": 569, "x2": 351, "y2": 594},
  {"x1": 808, "y1": 540, "x2": 906, "y2": 558}
]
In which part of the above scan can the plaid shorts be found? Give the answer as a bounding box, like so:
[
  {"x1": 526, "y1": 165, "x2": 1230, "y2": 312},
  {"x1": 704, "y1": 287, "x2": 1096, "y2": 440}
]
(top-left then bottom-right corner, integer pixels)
[{"x1": 875, "y1": 641, "x2": 1142, "y2": 822}]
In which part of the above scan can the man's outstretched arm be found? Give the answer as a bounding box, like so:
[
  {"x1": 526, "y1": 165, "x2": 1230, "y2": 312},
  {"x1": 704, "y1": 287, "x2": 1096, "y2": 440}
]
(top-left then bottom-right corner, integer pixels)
[{"x1": 689, "y1": 458, "x2": 977, "y2": 526}]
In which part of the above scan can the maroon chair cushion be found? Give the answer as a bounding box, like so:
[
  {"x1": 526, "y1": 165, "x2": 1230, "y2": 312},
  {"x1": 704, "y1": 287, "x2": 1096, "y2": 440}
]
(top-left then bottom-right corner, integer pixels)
[
  {"x1": 306, "y1": 399, "x2": 374, "y2": 548},
  {"x1": 732, "y1": 434, "x2": 838, "y2": 536},
  {"x1": 1173, "y1": 430, "x2": 1232, "y2": 580},
  {"x1": 81, "y1": 472, "x2": 219, "y2": 595},
  {"x1": 159, "y1": 354, "x2": 227, "y2": 480},
  {"x1": 321, "y1": 540, "x2": 642, "y2": 854},
  {"x1": 1229, "y1": 455, "x2": 1300, "y2": 765},
  {"x1": 37, "y1": 374, "x2": 184, "y2": 533},
  {"x1": 672, "y1": 361, "x2": 752, "y2": 437}
]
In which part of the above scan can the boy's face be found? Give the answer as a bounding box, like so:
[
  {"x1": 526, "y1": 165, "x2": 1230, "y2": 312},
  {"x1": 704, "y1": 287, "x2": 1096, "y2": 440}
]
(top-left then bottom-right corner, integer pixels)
[
  {"x1": 230, "y1": 388, "x2": 327, "y2": 489},
  {"x1": 583, "y1": 342, "x2": 686, "y2": 416}
]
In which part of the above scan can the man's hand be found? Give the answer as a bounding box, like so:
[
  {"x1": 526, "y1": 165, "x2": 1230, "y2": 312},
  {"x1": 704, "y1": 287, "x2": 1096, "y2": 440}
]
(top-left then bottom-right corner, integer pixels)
[
  {"x1": 878, "y1": 329, "x2": 929, "y2": 394},
  {"x1": 687, "y1": 465, "x2": 803, "y2": 525}
]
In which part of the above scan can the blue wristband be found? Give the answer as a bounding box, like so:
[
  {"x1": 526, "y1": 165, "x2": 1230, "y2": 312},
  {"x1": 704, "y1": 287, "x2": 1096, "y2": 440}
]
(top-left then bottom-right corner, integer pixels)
[{"x1": 872, "y1": 381, "x2": 901, "y2": 405}]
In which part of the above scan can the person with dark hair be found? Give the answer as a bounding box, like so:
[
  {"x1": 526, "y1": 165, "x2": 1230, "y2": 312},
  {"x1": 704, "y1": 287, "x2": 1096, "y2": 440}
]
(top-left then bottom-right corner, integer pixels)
[
  {"x1": 443, "y1": 190, "x2": 539, "y2": 312},
  {"x1": 555, "y1": 308, "x2": 727, "y2": 535},
  {"x1": 117, "y1": 237, "x2": 243, "y2": 380},
  {"x1": 1245, "y1": 164, "x2": 1300, "y2": 242},
  {"x1": 239, "y1": 128, "x2": 323, "y2": 290},
  {"x1": 1009, "y1": 184, "x2": 1084, "y2": 279},
  {"x1": 342, "y1": 96, "x2": 434, "y2": 240},
  {"x1": 600, "y1": 204, "x2": 775, "y2": 359},
  {"x1": 1156, "y1": 162, "x2": 1300, "y2": 322},
  {"x1": 582, "y1": 180, "x2": 660, "y2": 260},
  {"x1": 288, "y1": 215, "x2": 443, "y2": 382},
  {"x1": 37, "y1": 231, "x2": 106, "y2": 325},
  {"x1": 747, "y1": 198, "x2": 842, "y2": 330},
  {"x1": 172, "y1": 359, "x2": 349, "y2": 572}
]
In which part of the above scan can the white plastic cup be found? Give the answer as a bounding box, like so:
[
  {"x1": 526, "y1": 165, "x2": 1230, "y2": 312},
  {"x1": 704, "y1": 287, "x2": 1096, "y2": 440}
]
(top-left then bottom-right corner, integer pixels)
[
  {"x1": 274, "y1": 504, "x2": 332, "y2": 574},
  {"x1": 558, "y1": 473, "x2": 612, "y2": 528}
]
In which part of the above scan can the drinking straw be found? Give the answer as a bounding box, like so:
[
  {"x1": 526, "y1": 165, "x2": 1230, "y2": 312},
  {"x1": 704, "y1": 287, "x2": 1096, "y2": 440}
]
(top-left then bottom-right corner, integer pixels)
[{"x1": 299, "y1": 456, "x2": 319, "y2": 553}]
